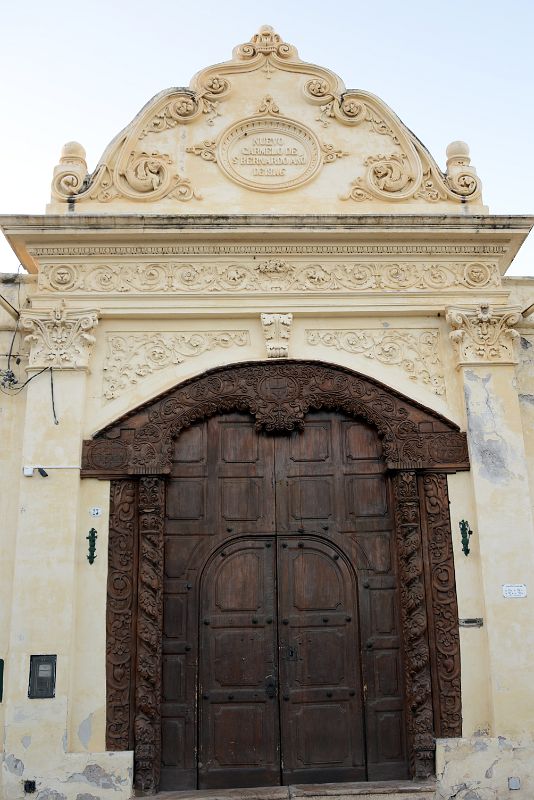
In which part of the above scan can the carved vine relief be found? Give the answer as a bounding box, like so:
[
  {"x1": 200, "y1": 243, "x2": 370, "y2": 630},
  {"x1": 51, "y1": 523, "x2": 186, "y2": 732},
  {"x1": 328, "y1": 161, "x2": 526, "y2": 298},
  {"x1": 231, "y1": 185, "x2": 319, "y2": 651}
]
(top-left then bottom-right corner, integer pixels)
[
  {"x1": 37, "y1": 260, "x2": 501, "y2": 295},
  {"x1": 82, "y1": 361, "x2": 469, "y2": 478}
]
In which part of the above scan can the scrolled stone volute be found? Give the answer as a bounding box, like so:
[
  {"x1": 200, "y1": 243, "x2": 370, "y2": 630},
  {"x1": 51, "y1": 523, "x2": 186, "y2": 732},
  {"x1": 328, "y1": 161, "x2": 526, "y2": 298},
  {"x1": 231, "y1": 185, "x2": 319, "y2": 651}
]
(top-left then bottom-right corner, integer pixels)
[
  {"x1": 445, "y1": 140, "x2": 481, "y2": 198},
  {"x1": 51, "y1": 141, "x2": 88, "y2": 200}
]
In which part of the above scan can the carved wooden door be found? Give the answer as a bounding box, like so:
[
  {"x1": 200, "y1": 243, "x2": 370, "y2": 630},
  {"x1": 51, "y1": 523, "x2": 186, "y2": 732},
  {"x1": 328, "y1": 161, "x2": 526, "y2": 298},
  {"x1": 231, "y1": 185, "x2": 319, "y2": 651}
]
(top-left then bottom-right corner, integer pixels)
[{"x1": 160, "y1": 411, "x2": 409, "y2": 790}]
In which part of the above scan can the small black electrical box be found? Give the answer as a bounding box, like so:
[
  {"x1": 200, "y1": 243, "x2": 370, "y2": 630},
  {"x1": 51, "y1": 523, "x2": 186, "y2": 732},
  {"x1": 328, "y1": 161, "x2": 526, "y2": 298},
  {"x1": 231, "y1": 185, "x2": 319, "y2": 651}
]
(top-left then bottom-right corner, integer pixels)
[{"x1": 28, "y1": 655, "x2": 56, "y2": 699}]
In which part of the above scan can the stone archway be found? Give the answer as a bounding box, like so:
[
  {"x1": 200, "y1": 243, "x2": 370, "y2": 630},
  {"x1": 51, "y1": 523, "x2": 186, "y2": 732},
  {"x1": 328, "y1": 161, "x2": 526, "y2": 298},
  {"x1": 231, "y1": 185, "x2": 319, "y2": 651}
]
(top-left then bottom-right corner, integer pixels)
[{"x1": 82, "y1": 361, "x2": 467, "y2": 791}]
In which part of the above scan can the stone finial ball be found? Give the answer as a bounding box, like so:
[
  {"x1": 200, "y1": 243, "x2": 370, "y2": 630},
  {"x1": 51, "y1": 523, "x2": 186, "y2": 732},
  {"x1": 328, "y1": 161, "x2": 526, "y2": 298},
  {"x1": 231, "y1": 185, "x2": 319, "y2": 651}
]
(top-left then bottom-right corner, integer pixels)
[
  {"x1": 61, "y1": 141, "x2": 86, "y2": 161},
  {"x1": 446, "y1": 141, "x2": 470, "y2": 159}
]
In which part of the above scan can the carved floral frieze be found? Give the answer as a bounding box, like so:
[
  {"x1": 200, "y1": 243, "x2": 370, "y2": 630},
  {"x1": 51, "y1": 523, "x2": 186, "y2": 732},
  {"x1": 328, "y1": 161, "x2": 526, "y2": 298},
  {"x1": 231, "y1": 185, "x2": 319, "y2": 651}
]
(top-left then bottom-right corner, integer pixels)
[
  {"x1": 446, "y1": 303, "x2": 522, "y2": 366},
  {"x1": 103, "y1": 331, "x2": 250, "y2": 400},
  {"x1": 38, "y1": 261, "x2": 501, "y2": 295},
  {"x1": 261, "y1": 313, "x2": 292, "y2": 358},
  {"x1": 306, "y1": 328, "x2": 445, "y2": 396},
  {"x1": 20, "y1": 301, "x2": 99, "y2": 369}
]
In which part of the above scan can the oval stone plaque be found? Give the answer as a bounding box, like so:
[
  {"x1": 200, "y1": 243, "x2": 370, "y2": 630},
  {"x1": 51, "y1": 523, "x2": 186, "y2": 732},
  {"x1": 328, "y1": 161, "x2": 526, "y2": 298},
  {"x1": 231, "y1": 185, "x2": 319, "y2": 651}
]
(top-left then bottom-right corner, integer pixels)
[{"x1": 218, "y1": 117, "x2": 322, "y2": 192}]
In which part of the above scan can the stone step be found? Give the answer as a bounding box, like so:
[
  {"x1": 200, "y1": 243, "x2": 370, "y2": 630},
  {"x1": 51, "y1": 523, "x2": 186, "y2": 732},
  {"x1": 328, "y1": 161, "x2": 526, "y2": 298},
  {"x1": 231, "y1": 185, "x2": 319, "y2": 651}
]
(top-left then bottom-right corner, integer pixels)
[{"x1": 153, "y1": 780, "x2": 436, "y2": 800}]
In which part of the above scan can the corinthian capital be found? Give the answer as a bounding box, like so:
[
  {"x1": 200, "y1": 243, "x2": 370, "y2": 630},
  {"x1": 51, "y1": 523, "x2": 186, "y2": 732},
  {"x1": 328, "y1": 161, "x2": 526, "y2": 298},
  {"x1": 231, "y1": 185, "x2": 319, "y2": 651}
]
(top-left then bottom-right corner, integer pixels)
[
  {"x1": 446, "y1": 303, "x2": 521, "y2": 367},
  {"x1": 21, "y1": 300, "x2": 100, "y2": 370}
]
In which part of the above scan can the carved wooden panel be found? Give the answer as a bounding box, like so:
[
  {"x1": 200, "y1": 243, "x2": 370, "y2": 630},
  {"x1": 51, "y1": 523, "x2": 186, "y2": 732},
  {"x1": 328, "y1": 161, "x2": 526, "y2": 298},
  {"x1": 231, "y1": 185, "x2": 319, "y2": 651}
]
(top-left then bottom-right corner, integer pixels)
[
  {"x1": 134, "y1": 477, "x2": 165, "y2": 792},
  {"x1": 277, "y1": 537, "x2": 366, "y2": 784},
  {"x1": 82, "y1": 361, "x2": 469, "y2": 478},
  {"x1": 106, "y1": 480, "x2": 137, "y2": 751},
  {"x1": 392, "y1": 471, "x2": 434, "y2": 778},
  {"x1": 199, "y1": 539, "x2": 279, "y2": 789},
  {"x1": 421, "y1": 473, "x2": 462, "y2": 738}
]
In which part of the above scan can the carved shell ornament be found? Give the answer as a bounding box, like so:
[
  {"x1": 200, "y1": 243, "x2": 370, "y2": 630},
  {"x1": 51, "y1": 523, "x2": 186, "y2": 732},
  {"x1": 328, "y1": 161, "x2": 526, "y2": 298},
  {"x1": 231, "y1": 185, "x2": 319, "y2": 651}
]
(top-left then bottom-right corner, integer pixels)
[{"x1": 49, "y1": 26, "x2": 483, "y2": 208}]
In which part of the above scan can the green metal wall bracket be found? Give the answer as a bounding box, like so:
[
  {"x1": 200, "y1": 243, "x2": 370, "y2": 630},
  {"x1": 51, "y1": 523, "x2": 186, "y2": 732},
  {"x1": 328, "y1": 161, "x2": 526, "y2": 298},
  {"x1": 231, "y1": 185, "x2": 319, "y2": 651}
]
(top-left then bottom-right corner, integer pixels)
[
  {"x1": 459, "y1": 519, "x2": 473, "y2": 556},
  {"x1": 87, "y1": 528, "x2": 97, "y2": 564}
]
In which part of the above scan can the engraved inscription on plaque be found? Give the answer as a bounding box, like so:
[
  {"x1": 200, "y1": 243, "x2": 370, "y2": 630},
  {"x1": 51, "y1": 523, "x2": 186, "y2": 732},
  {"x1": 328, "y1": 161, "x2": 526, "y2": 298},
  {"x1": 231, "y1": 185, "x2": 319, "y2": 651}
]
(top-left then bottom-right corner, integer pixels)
[{"x1": 218, "y1": 117, "x2": 322, "y2": 192}]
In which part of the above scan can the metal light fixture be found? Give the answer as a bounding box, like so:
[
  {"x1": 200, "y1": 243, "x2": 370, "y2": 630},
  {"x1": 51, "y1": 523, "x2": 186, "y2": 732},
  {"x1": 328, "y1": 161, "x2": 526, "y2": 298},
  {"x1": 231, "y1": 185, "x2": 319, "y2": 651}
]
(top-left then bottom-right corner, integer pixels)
[{"x1": 459, "y1": 519, "x2": 473, "y2": 556}]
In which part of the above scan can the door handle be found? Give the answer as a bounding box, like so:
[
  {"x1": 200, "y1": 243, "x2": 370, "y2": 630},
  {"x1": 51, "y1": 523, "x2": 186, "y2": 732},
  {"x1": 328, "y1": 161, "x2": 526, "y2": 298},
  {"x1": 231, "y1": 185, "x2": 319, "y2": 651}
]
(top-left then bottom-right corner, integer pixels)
[{"x1": 265, "y1": 680, "x2": 277, "y2": 699}]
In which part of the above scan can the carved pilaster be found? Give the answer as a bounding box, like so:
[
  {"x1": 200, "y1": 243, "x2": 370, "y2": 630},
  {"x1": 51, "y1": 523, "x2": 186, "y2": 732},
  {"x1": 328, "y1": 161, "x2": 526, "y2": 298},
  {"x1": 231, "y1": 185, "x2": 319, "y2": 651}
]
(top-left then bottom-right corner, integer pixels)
[
  {"x1": 422, "y1": 473, "x2": 462, "y2": 738},
  {"x1": 393, "y1": 471, "x2": 435, "y2": 778},
  {"x1": 20, "y1": 300, "x2": 99, "y2": 369},
  {"x1": 446, "y1": 303, "x2": 521, "y2": 367},
  {"x1": 134, "y1": 477, "x2": 165, "y2": 792},
  {"x1": 106, "y1": 480, "x2": 137, "y2": 751},
  {"x1": 260, "y1": 312, "x2": 292, "y2": 358}
]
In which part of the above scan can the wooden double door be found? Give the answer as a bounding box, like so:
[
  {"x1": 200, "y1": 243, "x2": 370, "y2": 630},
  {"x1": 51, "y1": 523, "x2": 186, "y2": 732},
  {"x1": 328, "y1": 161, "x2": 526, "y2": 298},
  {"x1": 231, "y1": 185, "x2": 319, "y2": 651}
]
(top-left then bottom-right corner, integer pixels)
[{"x1": 161, "y1": 411, "x2": 409, "y2": 789}]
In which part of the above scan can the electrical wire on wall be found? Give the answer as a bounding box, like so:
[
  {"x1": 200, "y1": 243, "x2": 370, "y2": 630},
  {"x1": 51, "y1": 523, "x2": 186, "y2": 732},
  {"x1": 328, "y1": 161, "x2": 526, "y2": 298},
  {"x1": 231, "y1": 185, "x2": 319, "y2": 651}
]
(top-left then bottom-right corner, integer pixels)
[{"x1": 0, "y1": 272, "x2": 60, "y2": 424}]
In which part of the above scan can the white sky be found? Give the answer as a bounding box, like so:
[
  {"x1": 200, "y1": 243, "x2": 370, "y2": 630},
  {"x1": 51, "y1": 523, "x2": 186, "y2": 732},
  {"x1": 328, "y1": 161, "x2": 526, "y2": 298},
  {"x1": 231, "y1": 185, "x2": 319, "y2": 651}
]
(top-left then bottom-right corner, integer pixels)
[{"x1": 1, "y1": 0, "x2": 533, "y2": 275}]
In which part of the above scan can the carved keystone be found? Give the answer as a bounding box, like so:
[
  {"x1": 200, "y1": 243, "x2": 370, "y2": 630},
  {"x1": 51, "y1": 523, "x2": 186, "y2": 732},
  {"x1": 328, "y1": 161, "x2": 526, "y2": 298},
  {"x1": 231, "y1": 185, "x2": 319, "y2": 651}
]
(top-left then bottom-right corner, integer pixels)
[{"x1": 261, "y1": 313, "x2": 293, "y2": 358}]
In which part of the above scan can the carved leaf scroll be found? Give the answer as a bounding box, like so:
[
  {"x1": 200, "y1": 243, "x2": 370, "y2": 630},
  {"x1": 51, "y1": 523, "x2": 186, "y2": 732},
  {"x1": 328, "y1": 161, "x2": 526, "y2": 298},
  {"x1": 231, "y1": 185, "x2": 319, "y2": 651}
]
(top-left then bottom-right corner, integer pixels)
[
  {"x1": 422, "y1": 473, "x2": 462, "y2": 738},
  {"x1": 106, "y1": 480, "x2": 137, "y2": 751},
  {"x1": 134, "y1": 477, "x2": 165, "y2": 792},
  {"x1": 393, "y1": 471, "x2": 435, "y2": 778},
  {"x1": 39, "y1": 260, "x2": 501, "y2": 295},
  {"x1": 103, "y1": 331, "x2": 250, "y2": 400},
  {"x1": 82, "y1": 361, "x2": 469, "y2": 478},
  {"x1": 306, "y1": 328, "x2": 445, "y2": 396}
]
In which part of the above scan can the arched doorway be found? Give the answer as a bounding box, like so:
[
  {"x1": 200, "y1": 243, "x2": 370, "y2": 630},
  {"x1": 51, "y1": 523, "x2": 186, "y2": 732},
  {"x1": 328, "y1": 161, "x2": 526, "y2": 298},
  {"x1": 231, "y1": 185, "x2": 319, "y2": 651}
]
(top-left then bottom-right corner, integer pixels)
[{"x1": 82, "y1": 361, "x2": 467, "y2": 792}]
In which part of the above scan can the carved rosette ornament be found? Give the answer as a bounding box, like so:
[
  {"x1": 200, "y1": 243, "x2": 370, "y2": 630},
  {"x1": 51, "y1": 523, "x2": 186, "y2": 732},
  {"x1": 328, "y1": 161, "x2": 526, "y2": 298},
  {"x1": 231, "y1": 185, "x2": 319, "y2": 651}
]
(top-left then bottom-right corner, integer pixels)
[
  {"x1": 446, "y1": 303, "x2": 522, "y2": 366},
  {"x1": 21, "y1": 301, "x2": 99, "y2": 370},
  {"x1": 261, "y1": 313, "x2": 293, "y2": 358}
]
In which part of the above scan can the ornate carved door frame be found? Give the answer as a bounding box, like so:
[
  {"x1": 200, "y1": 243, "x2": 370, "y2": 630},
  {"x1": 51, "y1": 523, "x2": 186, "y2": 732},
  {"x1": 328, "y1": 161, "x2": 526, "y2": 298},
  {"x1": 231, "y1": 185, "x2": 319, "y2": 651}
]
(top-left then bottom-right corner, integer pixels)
[{"x1": 82, "y1": 361, "x2": 467, "y2": 791}]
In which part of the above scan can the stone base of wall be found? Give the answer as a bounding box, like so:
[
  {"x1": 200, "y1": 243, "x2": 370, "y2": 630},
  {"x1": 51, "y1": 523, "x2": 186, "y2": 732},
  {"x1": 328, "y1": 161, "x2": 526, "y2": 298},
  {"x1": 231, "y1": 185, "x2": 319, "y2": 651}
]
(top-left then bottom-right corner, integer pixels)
[
  {"x1": 3, "y1": 739, "x2": 534, "y2": 800},
  {"x1": 1, "y1": 751, "x2": 132, "y2": 800},
  {"x1": 436, "y1": 737, "x2": 534, "y2": 799}
]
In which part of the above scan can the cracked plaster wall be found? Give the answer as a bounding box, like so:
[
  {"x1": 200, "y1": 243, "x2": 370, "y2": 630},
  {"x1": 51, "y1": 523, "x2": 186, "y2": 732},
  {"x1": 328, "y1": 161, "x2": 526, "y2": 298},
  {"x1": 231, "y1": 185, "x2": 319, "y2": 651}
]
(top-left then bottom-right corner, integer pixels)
[{"x1": 436, "y1": 737, "x2": 534, "y2": 800}]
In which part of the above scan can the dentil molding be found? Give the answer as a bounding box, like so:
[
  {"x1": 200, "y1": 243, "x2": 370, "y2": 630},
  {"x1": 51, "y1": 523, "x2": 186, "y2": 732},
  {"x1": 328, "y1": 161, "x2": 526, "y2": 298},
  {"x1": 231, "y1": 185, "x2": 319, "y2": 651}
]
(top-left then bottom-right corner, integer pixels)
[
  {"x1": 103, "y1": 331, "x2": 250, "y2": 400},
  {"x1": 21, "y1": 301, "x2": 99, "y2": 370},
  {"x1": 306, "y1": 328, "x2": 445, "y2": 396},
  {"x1": 446, "y1": 303, "x2": 522, "y2": 366}
]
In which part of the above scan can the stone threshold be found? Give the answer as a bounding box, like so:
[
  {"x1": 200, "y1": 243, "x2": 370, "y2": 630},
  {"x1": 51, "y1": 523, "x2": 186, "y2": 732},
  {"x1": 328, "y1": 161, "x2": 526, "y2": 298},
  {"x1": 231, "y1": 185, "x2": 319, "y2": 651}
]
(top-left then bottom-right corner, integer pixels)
[{"x1": 151, "y1": 780, "x2": 437, "y2": 800}]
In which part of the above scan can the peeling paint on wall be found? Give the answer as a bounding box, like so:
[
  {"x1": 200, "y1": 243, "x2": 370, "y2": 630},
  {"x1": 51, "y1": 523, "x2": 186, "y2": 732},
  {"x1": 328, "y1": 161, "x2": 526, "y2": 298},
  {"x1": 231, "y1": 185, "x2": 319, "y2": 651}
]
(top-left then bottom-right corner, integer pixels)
[
  {"x1": 77, "y1": 714, "x2": 93, "y2": 750},
  {"x1": 5, "y1": 754, "x2": 24, "y2": 776},
  {"x1": 464, "y1": 371, "x2": 511, "y2": 483}
]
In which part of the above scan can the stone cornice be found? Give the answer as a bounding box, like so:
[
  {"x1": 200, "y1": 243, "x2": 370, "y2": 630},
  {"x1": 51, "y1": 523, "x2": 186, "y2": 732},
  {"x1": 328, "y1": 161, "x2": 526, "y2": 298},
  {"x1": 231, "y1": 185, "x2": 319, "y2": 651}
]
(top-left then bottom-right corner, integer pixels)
[{"x1": 0, "y1": 214, "x2": 532, "y2": 275}]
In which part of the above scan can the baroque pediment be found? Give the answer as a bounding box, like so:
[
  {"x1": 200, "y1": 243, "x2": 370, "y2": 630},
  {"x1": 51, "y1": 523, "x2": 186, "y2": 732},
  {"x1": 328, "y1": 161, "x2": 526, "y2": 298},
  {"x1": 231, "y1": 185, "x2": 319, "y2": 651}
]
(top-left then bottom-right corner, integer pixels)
[{"x1": 48, "y1": 26, "x2": 485, "y2": 214}]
